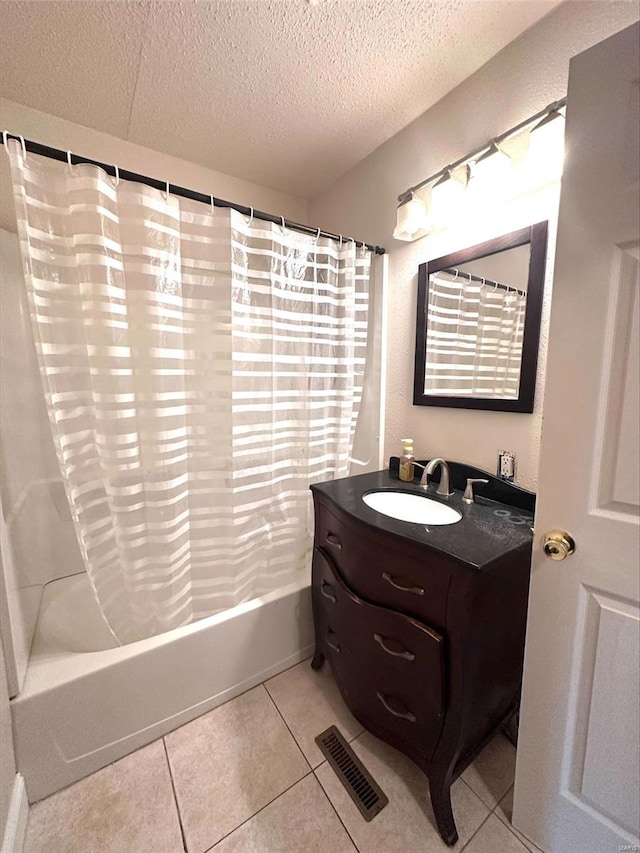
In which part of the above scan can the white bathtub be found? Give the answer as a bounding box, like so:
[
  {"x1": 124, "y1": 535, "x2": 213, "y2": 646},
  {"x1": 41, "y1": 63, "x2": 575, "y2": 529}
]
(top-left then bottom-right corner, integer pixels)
[{"x1": 11, "y1": 572, "x2": 314, "y2": 802}]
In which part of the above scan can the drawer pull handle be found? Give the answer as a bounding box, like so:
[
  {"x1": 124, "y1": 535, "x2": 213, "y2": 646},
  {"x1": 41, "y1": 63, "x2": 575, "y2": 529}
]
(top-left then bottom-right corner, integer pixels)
[
  {"x1": 327, "y1": 635, "x2": 341, "y2": 653},
  {"x1": 382, "y1": 572, "x2": 425, "y2": 596},
  {"x1": 373, "y1": 633, "x2": 416, "y2": 661},
  {"x1": 321, "y1": 581, "x2": 337, "y2": 603},
  {"x1": 325, "y1": 532, "x2": 342, "y2": 550},
  {"x1": 376, "y1": 691, "x2": 416, "y2": 723}
]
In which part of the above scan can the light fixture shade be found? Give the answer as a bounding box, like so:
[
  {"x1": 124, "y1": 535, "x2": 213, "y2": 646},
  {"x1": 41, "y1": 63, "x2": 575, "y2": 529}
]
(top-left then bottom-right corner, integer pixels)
[
  {"x1": 393, "y1": 193, "x2": 430, "y2": 241},
  {"x1": 498, "y1": 131, "x2": 530, "y2": 166},
  {"x1": 527, "y1": 110, "x2": 565, "y2": 183},
  {"x1": 429, "y1": 166, "x2": 469, "y2": 228},
  {"x1": 468, "y1": 145, "x2": 512, "y2": 208}
]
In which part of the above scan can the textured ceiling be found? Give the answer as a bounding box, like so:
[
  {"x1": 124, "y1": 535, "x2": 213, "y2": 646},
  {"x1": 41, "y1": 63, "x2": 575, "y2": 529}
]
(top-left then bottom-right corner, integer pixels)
[{"x1": 0, "y1": 0, "x2": 560, "y2": 199}]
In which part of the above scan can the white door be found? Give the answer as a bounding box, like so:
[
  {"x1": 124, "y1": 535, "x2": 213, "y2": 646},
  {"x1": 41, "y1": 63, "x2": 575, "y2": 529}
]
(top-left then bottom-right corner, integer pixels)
[{"x1": 513, "y1": 22, "x2": 640, "y2": 853}]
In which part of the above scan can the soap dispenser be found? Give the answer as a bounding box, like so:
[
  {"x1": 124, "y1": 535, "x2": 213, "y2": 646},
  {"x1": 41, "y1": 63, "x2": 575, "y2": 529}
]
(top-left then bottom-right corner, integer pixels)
[{"x1": 399, "y1": 438, "x2": 415, "y2": 482}]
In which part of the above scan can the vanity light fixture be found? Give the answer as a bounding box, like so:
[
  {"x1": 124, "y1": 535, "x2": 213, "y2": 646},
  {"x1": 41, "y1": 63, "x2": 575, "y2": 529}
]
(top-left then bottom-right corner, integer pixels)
[
  {"x1": 393, "y1": 99, "x2": 566, "y2": 242},
  {"x1": 471, "y1": 144, "x2": 512, "y2": 192},
  {"x1": 527, "y1": 108, "x2": 566, "y2": 183},
  {"x1": 393, "y1": 191, "x2": 430, "y2": 241},
  {"x1": 429, "y1": 166, "x2": 470, "y2": 228}
]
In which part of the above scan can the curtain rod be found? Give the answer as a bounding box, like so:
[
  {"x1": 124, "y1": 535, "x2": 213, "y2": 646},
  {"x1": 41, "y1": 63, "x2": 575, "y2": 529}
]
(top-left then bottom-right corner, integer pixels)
[
  {"x1": 440, "y1": 267, "x2": 526, "y2": 297},
  {"x1": 398, "y1": 97, "x2": 567, "y2": 204},
  {"x1": 1, "y1": 133, "x2": 385, "y2": 256}
]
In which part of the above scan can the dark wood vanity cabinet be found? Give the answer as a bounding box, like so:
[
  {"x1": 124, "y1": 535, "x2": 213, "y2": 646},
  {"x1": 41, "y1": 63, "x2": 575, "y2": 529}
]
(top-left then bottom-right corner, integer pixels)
[{"x1": 310, "y1": 486, "x2": 532, "y2": 847}]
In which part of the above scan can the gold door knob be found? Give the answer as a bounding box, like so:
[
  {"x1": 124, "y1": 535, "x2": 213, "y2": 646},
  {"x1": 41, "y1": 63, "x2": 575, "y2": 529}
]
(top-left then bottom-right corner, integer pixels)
[{"x1": 543, "y1": 529, "x2": 576, "y2": 561}]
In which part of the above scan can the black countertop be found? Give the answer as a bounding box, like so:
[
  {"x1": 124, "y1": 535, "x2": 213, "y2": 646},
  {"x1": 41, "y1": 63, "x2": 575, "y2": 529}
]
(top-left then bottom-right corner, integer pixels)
[{"x1": 310, "y1": 469, "x2": 534, "y2": 571}]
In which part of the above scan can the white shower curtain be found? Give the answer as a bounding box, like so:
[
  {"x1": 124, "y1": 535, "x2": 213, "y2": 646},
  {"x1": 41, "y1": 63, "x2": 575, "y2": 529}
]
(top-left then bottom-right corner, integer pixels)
[
  {"x1": 6, "y1": 141, "x2": 374, "y2": 644},
  {"x1": 425, "y1": 271, "x2": 526, "y2": 398}
]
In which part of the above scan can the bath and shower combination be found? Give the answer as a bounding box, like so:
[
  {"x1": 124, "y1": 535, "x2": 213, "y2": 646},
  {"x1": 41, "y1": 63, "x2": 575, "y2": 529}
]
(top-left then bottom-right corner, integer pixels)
[{"x1": 0, "y1": 136, "x2": 384, "y2": 799}]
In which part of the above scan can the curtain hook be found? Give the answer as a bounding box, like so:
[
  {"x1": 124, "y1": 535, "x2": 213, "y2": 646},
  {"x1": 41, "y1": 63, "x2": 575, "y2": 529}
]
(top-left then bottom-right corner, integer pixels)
[
  {"x1": 248, "y1": 206, "x2": 254, "y2": 225},
  {"x1": 4, "y1": 133, "x2": 27, "y2": 158},
  {"x1": 113, "y1": 165, "x2": 120, "y2": 187},
  {"x1": 452, "y1": 268, "x2": 459, "y2": 281},
  {"x1": 165, "y1": 180, "x2": 170, "y2": 202},
  {"x1": 210, "y1": 195, "x2": 215, "y2": 215},
  {"x1": 280, "y1": 215, "x2": 286, "y2": 235},
  {"x1": 492, "y1": 279, "x2": 499, "y2": 292},
  {"x1": 67, "y1": 150, "x2": 73, "y2": 170},
  {"x1": 316, "y1": 227, "x2": 321, "y2": 244},
  {"x1": 480, "y1": 276, "x2": 486, "y2": 292},
  {"x1": 338, "y1": 234, "x2": 343, "y2": 247}
]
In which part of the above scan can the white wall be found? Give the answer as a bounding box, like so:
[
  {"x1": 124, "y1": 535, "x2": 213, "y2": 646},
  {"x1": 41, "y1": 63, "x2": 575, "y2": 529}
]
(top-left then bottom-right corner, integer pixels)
[{"x1": 308, "y1": 1, "x2": 639, "y2": 490}]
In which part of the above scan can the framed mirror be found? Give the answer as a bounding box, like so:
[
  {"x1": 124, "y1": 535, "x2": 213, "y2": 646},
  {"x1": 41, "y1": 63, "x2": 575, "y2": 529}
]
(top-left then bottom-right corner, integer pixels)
[{"x1": 413, "y1": 221, "x2": 548, "y2": 413}]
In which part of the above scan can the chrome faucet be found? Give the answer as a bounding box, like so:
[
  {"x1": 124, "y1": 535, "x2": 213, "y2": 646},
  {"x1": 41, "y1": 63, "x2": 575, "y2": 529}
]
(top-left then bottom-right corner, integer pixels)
[{"x1": 419, "y1": 458, "x2": 454, "y2": 497}]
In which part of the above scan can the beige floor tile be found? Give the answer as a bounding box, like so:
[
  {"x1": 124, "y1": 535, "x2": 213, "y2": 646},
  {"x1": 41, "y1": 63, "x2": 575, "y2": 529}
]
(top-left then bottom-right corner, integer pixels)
[
  {"x1": 494, "y1": 787, "x2": 544, "y2": 853},
  {"x1": 265, "y1": 659, "x2": 364, "y2": 767},
  {"x1": 315, "y1": 731, "x2": 490, "y2": 852},
  {"x1": 462, "y1": 813, "x2": 529, "y2": 853},
  {"x1": 23, "y1": 740, "x2": 183, "y2": 853},
  {"x1": 165, "y1": 684, "x2": 309, "y2": 853},
  {"x1": 211, "y1": 773, "x2": 356, "y2": 853},
  {"x1": 460, "y1": 734, "x2": 516, "y2": 809}
]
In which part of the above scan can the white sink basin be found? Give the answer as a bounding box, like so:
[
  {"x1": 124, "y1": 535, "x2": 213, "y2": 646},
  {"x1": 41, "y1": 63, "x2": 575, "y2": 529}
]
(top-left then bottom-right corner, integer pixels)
[{"x1": 362, "y1": 490, "x2": 462, "y2": 525}]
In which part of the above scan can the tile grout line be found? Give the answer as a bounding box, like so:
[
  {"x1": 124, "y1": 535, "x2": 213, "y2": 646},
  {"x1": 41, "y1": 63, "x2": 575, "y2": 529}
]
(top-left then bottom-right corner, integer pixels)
[
  {"x1": 457, "y1": 775, "x2": 501, "y2": 852},
  {"x1": 263, "y1": 680, "x2": 315, "y2": 773},
  {"x1": 198, "y1": 667, "x2": 320, "y2": 853},
  {"x1": 492, "y1": 785, "x2": 541, "y2": 853},
  {"x1": 201, "y1": 769, "x2": 316, "y2": 853},
  {"x1": 458, "y1": 809, "x2": 493, "y2": 852},
  {"x1": 263, "y1": 670, "x2": 361, "y2": 851},
  {"x1": 161, "y1": 738, "x2": 188, "y2": 853},
  {"x1": 312, "y1": 764, "x2": 363, "y2": 853},
  {"x1": 459, "y1": 777, "x2": 532, "y2": 853}
]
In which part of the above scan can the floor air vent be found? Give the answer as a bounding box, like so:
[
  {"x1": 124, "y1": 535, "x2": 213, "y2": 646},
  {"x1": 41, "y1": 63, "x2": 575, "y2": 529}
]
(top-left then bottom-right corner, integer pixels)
[{"x1": 315, "y1": 725, "x2": 388, "y2": 821}]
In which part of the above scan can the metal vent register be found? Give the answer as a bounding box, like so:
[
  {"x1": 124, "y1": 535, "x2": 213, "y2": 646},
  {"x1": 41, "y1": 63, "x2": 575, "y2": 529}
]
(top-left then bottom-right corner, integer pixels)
[{"x1": 315, "y1": 726, "x2": 388, "y2": 820}]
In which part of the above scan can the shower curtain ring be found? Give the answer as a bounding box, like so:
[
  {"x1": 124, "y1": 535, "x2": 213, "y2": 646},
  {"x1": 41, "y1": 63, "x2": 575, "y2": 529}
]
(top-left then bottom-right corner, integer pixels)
[
  {"x1": 165, "y1": 180, "x2": 170, "y2": 201},
  {"x1": 248, "y1": 206, "x2": 254, "y2": 225},
  {"x1": 113, "y1": 165, "x2": 120, "y2": 187},
  {"x1": 67, "y1": 150, "x2": 73, "y2": 169},
  {"x1": 492, "y1": 279, "x2": 499, "y2": 292},
  {"x1": 316, "y1": 227, "x2": 321, "y2": 243},
  {"x1": 280, "y1": 215, "x2": 286, "y2": 234},
  {"x1": 211, "y1": 195, "x2": 215, "y2": 215}
]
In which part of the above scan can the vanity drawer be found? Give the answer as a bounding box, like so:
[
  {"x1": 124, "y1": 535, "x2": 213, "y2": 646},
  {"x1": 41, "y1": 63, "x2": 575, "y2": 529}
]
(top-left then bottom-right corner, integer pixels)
[
  {"x1": 312, "y1": 548, "x2": 445, "y2": 760},
  {"x1": 314, "y1": 498, "x2": 450, "y2": 630}
]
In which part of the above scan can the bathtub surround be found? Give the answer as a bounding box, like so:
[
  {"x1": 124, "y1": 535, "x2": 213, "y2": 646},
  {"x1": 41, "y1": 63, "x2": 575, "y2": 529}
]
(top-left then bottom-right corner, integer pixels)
[{"x1": 6, "y1": 140, "x2": 376, "y2": 644}]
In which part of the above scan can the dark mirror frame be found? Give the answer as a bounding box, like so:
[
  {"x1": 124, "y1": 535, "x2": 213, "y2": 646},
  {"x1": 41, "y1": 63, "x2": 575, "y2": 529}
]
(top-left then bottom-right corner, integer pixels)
[{"x1": 413, "y1": 221, "x2": 549, "y2": 413}]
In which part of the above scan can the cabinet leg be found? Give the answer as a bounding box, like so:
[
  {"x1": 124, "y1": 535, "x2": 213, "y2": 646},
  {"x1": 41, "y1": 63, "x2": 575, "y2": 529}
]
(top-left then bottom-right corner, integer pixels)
[
  {"x1": 311, "y1": 649, "x2": 325, "y2": 670},
  {"x1": 430, "y1": 775, "x2": 458, "y2": 847}
]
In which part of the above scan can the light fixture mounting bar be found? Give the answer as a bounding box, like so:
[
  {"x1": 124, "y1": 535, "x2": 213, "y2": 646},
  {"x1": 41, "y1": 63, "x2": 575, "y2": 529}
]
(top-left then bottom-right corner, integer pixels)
[{"x1": 397, "y1": 98, "x2": 567, "y2": 204}]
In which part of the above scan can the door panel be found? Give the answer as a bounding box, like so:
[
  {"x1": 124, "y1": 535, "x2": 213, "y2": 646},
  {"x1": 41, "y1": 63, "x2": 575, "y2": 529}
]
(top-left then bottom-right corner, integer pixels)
[{"x1": 514, "y1": 21, "x2": 640, "y2": 853}]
